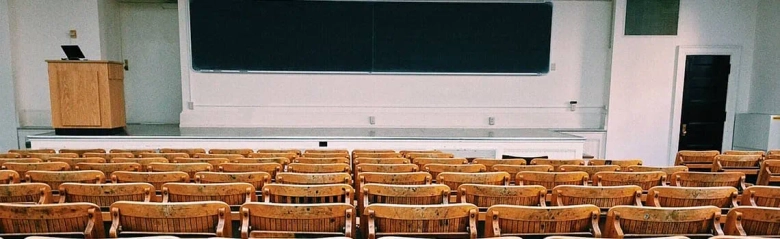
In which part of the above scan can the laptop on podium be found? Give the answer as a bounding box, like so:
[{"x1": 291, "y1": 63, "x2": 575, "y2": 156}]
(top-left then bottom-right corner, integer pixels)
[{"x1": 61, "y1": 45, "x2": 85, "y2": 60}]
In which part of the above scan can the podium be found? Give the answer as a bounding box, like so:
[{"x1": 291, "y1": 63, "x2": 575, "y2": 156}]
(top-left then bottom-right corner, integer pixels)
[{"x1": 46, "y1": 60, "x2": 126, "y2": 135}]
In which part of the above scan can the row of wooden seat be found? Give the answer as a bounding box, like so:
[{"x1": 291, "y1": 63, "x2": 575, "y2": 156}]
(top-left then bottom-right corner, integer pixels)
[{"x1": 1, "y1": 200, "x2": 779, "y2": 238}]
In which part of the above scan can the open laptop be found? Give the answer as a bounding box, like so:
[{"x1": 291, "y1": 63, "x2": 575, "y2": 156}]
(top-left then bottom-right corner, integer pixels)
[{"x1": 61, "y1": 45, "x2": 85, "y2": 60}]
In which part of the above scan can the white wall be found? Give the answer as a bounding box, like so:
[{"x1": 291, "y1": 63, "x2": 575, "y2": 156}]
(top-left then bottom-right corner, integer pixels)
[
  {"x1": 0, "y1": 0, "x2": 19, "y2": 151},
  {"x1": 606, "y1": 0, "x2": 759, "y2": 166},
  {"x1": 9, "y1": 0, "x2": 103, "y2": 127},
  {"x1": 178, "y1": 1, "x2": 613, "y2": 128},
  {"x1": 98, "y1": 0, "x2": 122, "y2": 61},
  {"x1": 749, "y1": 0, "x2": 780, "y2": 114}
]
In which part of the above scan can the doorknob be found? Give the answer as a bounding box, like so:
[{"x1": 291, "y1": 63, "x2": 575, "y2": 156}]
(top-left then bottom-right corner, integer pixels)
[{"x1": 681, "y1": 124, "x2": 688, "y2": 137}]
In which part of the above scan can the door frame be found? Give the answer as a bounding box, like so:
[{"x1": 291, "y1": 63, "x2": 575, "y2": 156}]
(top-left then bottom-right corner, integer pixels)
[{"x1": 667, "y1": 45, "x2": 742, "y2": 165}]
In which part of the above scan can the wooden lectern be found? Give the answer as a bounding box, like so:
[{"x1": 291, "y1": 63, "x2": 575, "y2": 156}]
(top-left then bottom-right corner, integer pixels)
[{"x1": 46, "y1": 60, "x2": 126, "y2": 135}]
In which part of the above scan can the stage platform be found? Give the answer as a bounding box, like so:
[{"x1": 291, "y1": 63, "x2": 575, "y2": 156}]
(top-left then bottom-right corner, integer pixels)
[{"x1": 28, "y1": 124, "x2": 586, "y2": 159}]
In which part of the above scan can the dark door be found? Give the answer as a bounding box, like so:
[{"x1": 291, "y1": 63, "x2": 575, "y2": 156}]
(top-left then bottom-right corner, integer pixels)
[{"x1": 678, "y1": 55, "x2": 730, "y2": 150}]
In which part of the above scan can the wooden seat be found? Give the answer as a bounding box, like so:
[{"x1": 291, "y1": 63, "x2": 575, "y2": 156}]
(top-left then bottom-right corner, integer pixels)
[
  {"x1": 559, "y1": 165, "x2": 621, "y2": 178},
  {"x1": 516, "y1": 171, "x2": 588, "y2": 189},
  {"x1": 604, "y1": 206, "x2": 723, "y2": 238},
  {"x1": 0, "y1": 158, "x2": 42, "y2": 168},
  {"x1": 82, "y1": 152, "x2": 135, "y2": 160},
  {"x1": 262, "y1": 184, "x2": 353, "y2": 204},
  {"x1": 289, "y1": 163, "x2": 350, "y2": 173},
  {"x1": 713, "y1": 155, "x2": 762, "y2": 177},
  {"x1": 757, "y1": 160, "x2": 780, "y2": 185},
  {"x1": 75, "y1": 162, "x2": 142, "y2": 176},
  {"x1": 159, "y1": 148, "x2": 206, "y2": 157},
  {"x1": 58, "y1": 148, "x2": 106, "y2": 156},
  {"x1": 304, "y1": 152, "x2": 351, "y2": 159},
  {"x1": 109, "y1": 201, "x2": 231, "y2": 237},
  {"x1": 458, "y1": 184, "x2": 546, "y2": 209},
  {"x1": 353, "y1": 149, "x2": 396, "y2": 155},
  {"x1": 353, "y1": 153, "x2": 402, "y2": 159},
  {"x1": 724, "y1": 206, "x2": 780, "y2": 237},
  {"x1": 0, "y1": 183, "x2": 51, "y2": 204},
  {"x1": 0, "y1": 203, "x2": 104, "y2": 238},
  {"x1": 438, "y1": 172, "x2": 510, "y2": 192},
  {"x1": 0, "y1": 170, "x2": 20, "y2": 184},
  {"x1": 400, "y1": 150, "x2": 442, "y2": 156},
  {"x1": 587, "y1": 159, "x2": 643, "y2": 167},
  {"x1": 424, "y1": 163, "x2": 486, "y2": 179},
  {"x1": 676, "y1": 150, "x2": 720, "y2": 172},
  {"x1": 255, "y1": 149, "x2": 301, "y2": 156},
  {"x1": 740, "y1": 185, "x2": 780, "y2": 207},
  {"x1": 647, "y1": 186, "x2": 738, "y2": 209},
  {"x1": 365, "y1": 203, "x2": 477, "y2": 239},
  {"x1": 240, "y1": 203, "x2": 355, "y2": 239},
  {"x1": 0, "y1": 152, "x2": 20, "y2": 158},
  {"x1": 671, "y1": 172, "x2": 747, "y2": 190},
  {"x1": 26, "y1": 170, "x2": 105, "y2": 190},
  {"x1": 110, "y1": 157, "x2": 168, "y2": 171},
  {"x1": 724, "y1": 150, "x2": 766, "y2": 158},
  {"x1": 356, "y1": 163, "x2": 419, "y2": 173},
  {"x1": 360, "y1": 184, "x2": 449, "y2": 210},
  {"x1": 304, "y1": 149, "x2": 349, "y2": 154},
  {"x1": 139, "y1": 152, "x2": 190, "y2": 161},
  {"x1": 293, "y1": 157, "x2": 350, "y2": 164},
  {"x1": 358, "y1": 172, "x2": 432, "y2": 198},
  {"x1": 59, "y1": 182, "x2": 154, "y2": 207},
  {"x1": 111, "y1": 171, "x2": 189, "y2": 190},
  {"x1": 412, "y1": 158, "x2": 467, "y2": 169},
  {"x1": 628, "y1": 165, "x2": 688, "y2": 175},
  {"x1": 530, "y1": 159, "x2": 585, "y2": 171},
  {"x1": 354, "y1": 157, "x2": 410, "y2": 165},
  {"x1": 492, "y1": 164, "x2": 553, "y2": 182},
  {"x1": 162, "y1": 182, "x2": 256, "y2": 206},
  {"x1": 28, "y1": 153, "x2": 79, "y2": 161},
  {"x1": 49, "y1": 157, "x2": 106, "y2": 169},
  {"x1": 2, "y1": 162, "x2": 70, "y2": 176},
  {"x1": 194, "y1": 172, "x2": 271, "y2": 191},
  {"x1": 248, "y1": 152, "x2": 297, "y2": 160},
  {"x1": 552, "y1": 185, "x2": 642, "y2": 209},
  {"x1": 218, "y1": 162, "x2": 280, "y2": 177},
  {"x1": 147, "y1": 162, "x2": 213, "y2": 179},
  {"x1": 472, "y1": 158, "x2": 526, "y2": 172},
  {"x1": 8, "y1": 148, "x2": 55, "y2": 157},
  {"x1": 405, "y1": 152, "x2": 453, "y2": 159},
  {"x1": 193, "y1": 153, "x2": 244, "y2": 159},
  {"x1": 485, "y1": 204, "x2": 601, "y2": 237},
  {"x1": 276, "y1": 172, "x2": 352, "y2": 185},
  {"x1": 208, "y1": 148, "x2": 253, "y2": 156},
  {"x1": 231, "y1": 157, "x2": 290, "y2": 166},
  {"x1": 173, "y1": 157, "x2": 230, "y2": 167},
  {"x1": 592, "y1": 171, "x2": 667, "y2": 190},
  {"x1": 109, "y1": 149, "x2": 155, "y2": 157}
]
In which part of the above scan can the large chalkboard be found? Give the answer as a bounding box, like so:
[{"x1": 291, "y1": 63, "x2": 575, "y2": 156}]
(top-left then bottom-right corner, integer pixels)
[{"x1": 190, "y1": 0, "x2": 553, "y2": 74}]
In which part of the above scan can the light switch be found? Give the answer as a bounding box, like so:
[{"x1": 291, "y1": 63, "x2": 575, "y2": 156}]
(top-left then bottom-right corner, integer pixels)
[{"x1": 69, "y1": 30, "x2": 77, "y2": 39}]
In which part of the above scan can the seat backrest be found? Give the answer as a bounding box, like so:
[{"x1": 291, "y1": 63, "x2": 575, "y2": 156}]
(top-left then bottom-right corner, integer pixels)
[
  {"x1": 593, "y1": 171, "x2": 667, "y2": 190},
  {"x1": 356, "y1": 163, "x2": 418, "y2": 173},
  {"x1": 604, "y1": 206, "x2": 722, "y2": 238},
  {"x1": 304, "y1": 149, "x2": 349, "y2": 154},
  {"x1": 195, "y1": 171, "x2": 270, "y2": 190},
  {"x1": 59, "y1": 182, "x2": 154, "y2": 207},
  {"x1": 628, "y1": 165, "x2": 688, "y2": 175},
  {"x1": 399, "y1": 150, "x2": 442, "y2": 157},
  {"x1": 438, "y1": 172, "x2": 510, "y2": 190},
  {"x1": 58, "y1": 149, "x2": 106, "y2": 156},
  {"x1": 207, "y1": 148, "x2": 254, "y2": 156},
  {"x1": 472, "y1": 159, "x2": 526, "y2": 171},
  {"x1": 248, "y1": 152, "x2": 297, "y2": 160},
  {"x1": 405, "y1": 152, "x2": 454, "y2": 159},
  {"x1": 110, "y1": 157, "x2": 169, "y2": 169},
  {"x1": 365, "y1": 203, "x2": 477, "y2": 239},
  {"x1": 147, "y1": 162, "x2": 213, "y2": 178},
  {"x1": 516, "y1": 171, "x2": 588, "y2": 188},
  {"x1": 82, "y1": 152, "x2": 135, "y2": 160},
  {"x1": 28, "y1": 153, "x2": 79, "y2": 161},
  {"x1": 676, "y1": 150, "x2": 720, "y2": 165},
  {"x1": 493, "y1": 164, "x2": 553, "y2": 182},
  {"x1": 276, "y1": 172, "x2": 352, "y2": 185},
  {"x1": 714, "y1": 155, "x2": 762, "y2": 171},
  {"x1": 587, "y1": 159, "x2": 643, "y2": 167},
  {"x1": 263, "y1": 184, "x2": 353, "y2": 205},
  {"x1": 559, "y1": 165, "x2": 621, "y2": 178},
  {"x1": 255, "y1": 149, "x2": 301, "y2": 156},
  {"x1": 139, "y1": 152, "x2": 190, "y2": 161},
  {"x1": 159, "y1": 148, "x2": 206, "y2": 157},
  {"x1": 303, "y1": 152, "x2": 351, "y2": 159},
  {"x1": 671, "y1": 172, "x2": 746, "y2": 190},
  {"x1": 111, "y1": 171, "x2": 189, "y2": 189},
  {"x1": 0, "y1": 169, "x2": 20, "y2": 184},
  {"x1": 742, "y1": 186, "x2": 780, "y2": 207},
  {"x1": 412, "y1": 158, "x2": 467, "y2": 168},
  {"x1": 552, "y1": 185, "x2": 642, "y2": 208},
  {"x1": 0, "y1": 158, "x2": 43, "y2": 168},
  {"x1": 193, "y1": 153, "x2": 244, "y2": 159},
  {"x1": 240, "y1": 202, "x2": 355, "y2": 239},
  {"x1": 110, "y1": 201, "x2": 231, "y2": 237},
  {"x1": 8, "y1": 148, "x2": 56, "y2": 157},
  {"x1": 162, "y1": 182, "x2": 256, "y2": 205},
  {"x1": 724, "y1": 206, "x2": 780, "y2": 237},
  {"x1": 75, "y1": 162, "x2": 142, "y2": 176},
  {"x1": 173, "y1": 157, "x2": 230, "y2": 166},
  {"x1": 0, "y1": 183, "x2": 52, "y2": 204},
  {"x1": 218, "y1": 162, "x2": 281, "y2": 177},
  {"x1": 0, "y1": 202, "x2": 104, "y2": 238},
  {"x1": 647, "y1": 186, "x2": 738, "y2": 208},
  {"x1": 424, "y1": 163, "x2": 486, "y2": 179},
  {"x1": 361, "y1": 184, "x2": 449, "y2": 212},
  {"x1": 458, "y1": 184, "x2": 546, "y2": 208},
  {"x1": 485, "y1": 205, "x2": 601, "y2": 237},
  {"x1": 293, "y1": 157, "x2": 350, "y2": 165},
  {"x1": 529, "y1": 159, "x2": 585, "y2": 171},
  {"x1": 353, "y1": 153, "x2": 402, "y2": 160},
  {"x1": 108, "y1": 149, "x2": 155, "y2": 157},
  {"x1": 26, "y1": 170, "x2": 105, "y2": 190},
  {"x1": 232, "y1": 157, "x2": 290, "y2": 166},
  {"x1": 354, "y1": 157, "x2": 409, "y2": 165},
  {"x1": 757, "y1": 159, "x2": 780, "y2": 185},
  {"x1": 0, "y1": 152, "x2": 21, "y2": 158},
  {"x1": 3, "y1": 162, "x2": 70, "y2": 176},
  {"x1": 289, "y1": 163, "x2": 350, "y2": 173},
  {"x1": 724, "y1": 150, "x2": 766, "y2": 157}
]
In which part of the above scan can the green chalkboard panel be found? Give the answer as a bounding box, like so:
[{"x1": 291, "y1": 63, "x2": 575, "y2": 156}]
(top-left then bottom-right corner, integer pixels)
[{"x1": 625, "y1": 0, "x2": 680, "y2": 35}]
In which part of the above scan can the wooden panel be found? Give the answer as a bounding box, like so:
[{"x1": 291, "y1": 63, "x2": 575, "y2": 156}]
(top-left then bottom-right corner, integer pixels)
[
  {"x1": 108, "y1": 63, "x2": 126, "y2": 128},
  {"x1": 57, "y1": 65, "x2": 102, "y2": 127},
  {"x1": 47, "y1": 61, "x2": 125, "y2": 129}
]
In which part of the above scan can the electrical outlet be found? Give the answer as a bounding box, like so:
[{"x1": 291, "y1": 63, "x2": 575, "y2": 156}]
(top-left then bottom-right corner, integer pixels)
[
  {"x1": 186, "y1": 102, "x2": 194, "y2": 110},
  {"x1": 369, "y1": 116, "x2": 375, "y2": 125},
  {"x1": 550, "y1": 63, "x2": 556, "y2": 71},
  {"x1": 69, "y1": 30, "x2": 77, "y2": 39},
  {"x1": 488, "y1": 117, "x2": 495, "y2": 126}
]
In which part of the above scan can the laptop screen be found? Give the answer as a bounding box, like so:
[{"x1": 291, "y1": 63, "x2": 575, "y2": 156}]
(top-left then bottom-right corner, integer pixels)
[{"x1": 61, "y1": 45, "x2": 85, "y2": 60}]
